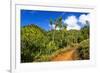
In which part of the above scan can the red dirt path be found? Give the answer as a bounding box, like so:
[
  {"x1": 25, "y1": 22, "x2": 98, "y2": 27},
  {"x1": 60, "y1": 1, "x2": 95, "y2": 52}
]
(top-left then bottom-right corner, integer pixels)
[{"x1": 51, "y1": 48, "x2": 77, "y2": 61}]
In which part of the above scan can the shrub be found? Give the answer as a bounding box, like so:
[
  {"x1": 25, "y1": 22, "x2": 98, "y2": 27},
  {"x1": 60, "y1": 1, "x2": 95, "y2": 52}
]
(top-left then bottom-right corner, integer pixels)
[
  {"x1": 21, "y1": 24, "x2": 48, "y2": 62},
  {"x1": 76, "y1": 39, "x2": 89, "y2": 60},
  {"x1": 46, "y1": 41, "x2": 58, "y2": 54},
  {"x1": 21, "y1": 48, "x2": 33, "y2": 62},
  {"x1": 81, "y1": 25, "x2": 89, "y2": 40}
]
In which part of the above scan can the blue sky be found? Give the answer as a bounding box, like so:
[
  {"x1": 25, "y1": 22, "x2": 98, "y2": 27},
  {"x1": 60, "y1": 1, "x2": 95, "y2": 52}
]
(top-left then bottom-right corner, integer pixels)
[{"x1": 21, "y1": 10, "x2": 89, "y2": 30}]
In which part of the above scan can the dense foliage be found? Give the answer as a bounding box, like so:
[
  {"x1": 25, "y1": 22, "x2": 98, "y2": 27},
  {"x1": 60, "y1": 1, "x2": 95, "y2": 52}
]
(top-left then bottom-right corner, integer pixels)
[
  {"x1": 21, "y1": 18, "x2": 90, "y2": 62},
  {"x1": 76, "y1": 39, "x2": 89, "y2": 59},
  {"x1": 21, "y1": 24, "x2": 49, "y2": 62}
]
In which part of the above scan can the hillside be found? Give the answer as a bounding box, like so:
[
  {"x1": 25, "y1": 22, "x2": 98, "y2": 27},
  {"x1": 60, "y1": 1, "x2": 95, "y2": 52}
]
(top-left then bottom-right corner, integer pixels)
[{"x1": 21, "y1": 24, "x2": 90, "y2": 62}]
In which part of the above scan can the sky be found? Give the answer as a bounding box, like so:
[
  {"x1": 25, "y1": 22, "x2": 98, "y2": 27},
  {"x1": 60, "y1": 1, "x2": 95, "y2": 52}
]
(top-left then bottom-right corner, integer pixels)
[{"x1": 21, "y1": 10, "x2": 90, "y2": 30}]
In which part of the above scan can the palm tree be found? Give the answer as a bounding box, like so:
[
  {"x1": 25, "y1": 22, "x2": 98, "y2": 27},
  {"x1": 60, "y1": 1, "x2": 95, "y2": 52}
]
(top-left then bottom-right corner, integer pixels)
[
  {"x1": 55, "y1": 16, "x2": 64, "y2": 47},
  {"x1": 49, "y1": 16, "x2": 67, "y2": 48},
  {"x1": 50, "y1": 18, "x2": 53, "y2": 30},
  {"x1": 49, "y1": 18, "x2": 55, "y2": 42},
  {"x1": 57, "y1": 16, "x2": 63, "y2": 30}
]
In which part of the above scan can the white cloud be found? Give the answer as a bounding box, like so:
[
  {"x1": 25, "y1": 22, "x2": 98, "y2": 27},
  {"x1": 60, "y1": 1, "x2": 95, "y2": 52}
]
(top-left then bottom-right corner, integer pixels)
[
  {"x1": 56, "y1": 27, "x2": 60, "y2": 30},
  {"x1": 52, "y1": 24, "x2": 56, "y2": 29},
  {"x1": 49, "y1": 14, "x2": 90, "y2": 30},
  {"x1": 63, "y1": 15, "x2": 81, "y2": 30},
  {"x1": 49, "y1": 24, "x2": 56, "y2": 30},
  {"x1": 64, "y1": 16, "x2": 78, "y2": 27},
  {"x1": 79, "y1": 14, "x2": 90, "y2": 25},
  {"x1": 67, "y1": 25, "x2": 81, "y2": 30},
  {"x1": 49, "y1": 25, "x2": 60, "y2": 30}
]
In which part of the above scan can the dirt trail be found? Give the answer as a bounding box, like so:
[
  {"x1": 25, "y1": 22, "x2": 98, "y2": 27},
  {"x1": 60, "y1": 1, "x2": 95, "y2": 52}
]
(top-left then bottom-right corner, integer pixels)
[{"x1": 52, "y1": 48, "x2": 77, "y2": 61}]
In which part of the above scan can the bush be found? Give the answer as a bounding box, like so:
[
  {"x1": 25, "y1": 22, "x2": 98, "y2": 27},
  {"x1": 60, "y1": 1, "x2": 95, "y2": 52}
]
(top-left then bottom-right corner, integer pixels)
[
  {"x1": 21, "y1": 24, "x2": 48, "y2": 62},
  {"x1": 81, "y1": 25, "x2": 89, "y2": 40},
  {"x1": 21, "y1": 24, "x2": 90, "y2": 62},
  {"x1": 21, "y1": 48, "x2": 33, "y2": 62},
  {"x1": 76, "y1": 39, "x2": 89, "y2": 60},
  {"x1": 46, "y1": 41, "x2": 58, "y2": 54}
]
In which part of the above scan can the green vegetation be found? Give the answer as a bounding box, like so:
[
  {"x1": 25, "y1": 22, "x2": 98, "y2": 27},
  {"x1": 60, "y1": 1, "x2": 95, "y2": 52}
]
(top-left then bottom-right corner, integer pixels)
[
  {"x1": 21, "y1": 17, "x2": 90, "y2": 63},
  {"x1": 21, "y1": 24, "x2": 49, "y2": 62},
  {"x1": 75, "y1": 39, "x2": 89, "y2": 60}
]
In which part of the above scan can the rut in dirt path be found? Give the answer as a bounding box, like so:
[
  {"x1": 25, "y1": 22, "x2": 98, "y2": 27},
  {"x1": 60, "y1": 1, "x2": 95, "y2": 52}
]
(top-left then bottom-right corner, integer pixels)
[{"x1": 51, "y1": 48, "x2": 77, "y2": 61}]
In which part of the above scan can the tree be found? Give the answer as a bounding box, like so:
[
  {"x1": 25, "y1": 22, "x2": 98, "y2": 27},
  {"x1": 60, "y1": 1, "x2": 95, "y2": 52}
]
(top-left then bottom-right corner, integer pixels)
[
  {"x1": 55, "y1": 16, "x2": 64, "y2": 47},
  {"x1": 56, "y1": 16, "x2": 63, "y2": 30},
  {"x1": 49, "y1": 18, "x2": 55, "y2": 42},
  {"x1": 50, "y1": 18, "x2": 53, "y2": 30}
]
